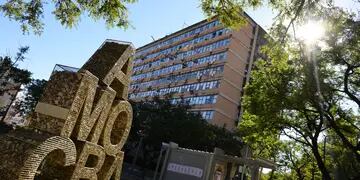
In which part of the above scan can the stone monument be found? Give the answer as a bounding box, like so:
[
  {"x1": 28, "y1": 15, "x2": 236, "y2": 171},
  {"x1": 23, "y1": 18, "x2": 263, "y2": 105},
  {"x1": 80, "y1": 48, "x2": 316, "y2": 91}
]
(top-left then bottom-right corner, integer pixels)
[{"x1": 0, "y1": 40, "x2": 134, "y2": 180}]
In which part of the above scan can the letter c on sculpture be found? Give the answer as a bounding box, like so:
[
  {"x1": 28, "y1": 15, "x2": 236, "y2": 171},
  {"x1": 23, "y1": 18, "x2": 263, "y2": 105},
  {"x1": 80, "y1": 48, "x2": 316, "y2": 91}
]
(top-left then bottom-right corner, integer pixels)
[{"x1": 18, "y1": 136, "x2": 77, "y2": 180}]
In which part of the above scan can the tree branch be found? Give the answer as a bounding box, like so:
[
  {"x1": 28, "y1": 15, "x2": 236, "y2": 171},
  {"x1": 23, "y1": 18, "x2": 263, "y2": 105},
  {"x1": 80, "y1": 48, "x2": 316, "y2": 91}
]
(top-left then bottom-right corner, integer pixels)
[
  {"x1": 281, "y1": 129, "x2": 311, "y2": 146},
  {"x1": 281, "y1": 0, "x2": 306, "y2": 44},
  {"x1": 324, "y1": 112, "x2": 360, "y2": 162},
  {"x1": 344, "y1": 64, "x2": 360, "y2": 107}
]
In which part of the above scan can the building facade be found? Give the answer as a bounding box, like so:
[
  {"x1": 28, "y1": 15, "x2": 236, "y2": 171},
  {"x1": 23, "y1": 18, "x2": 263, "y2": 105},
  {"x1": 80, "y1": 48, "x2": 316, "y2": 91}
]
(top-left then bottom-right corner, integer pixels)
[{"x1": 129, "y1": 15, "x2": 266, "y2": 130}]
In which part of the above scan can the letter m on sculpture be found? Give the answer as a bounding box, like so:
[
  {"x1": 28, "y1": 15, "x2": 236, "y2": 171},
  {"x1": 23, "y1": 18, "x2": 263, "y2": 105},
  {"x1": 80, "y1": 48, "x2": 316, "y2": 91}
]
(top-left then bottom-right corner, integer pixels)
[{"x1": 61, "y1": 40, "x2": 135, "y2": 141}]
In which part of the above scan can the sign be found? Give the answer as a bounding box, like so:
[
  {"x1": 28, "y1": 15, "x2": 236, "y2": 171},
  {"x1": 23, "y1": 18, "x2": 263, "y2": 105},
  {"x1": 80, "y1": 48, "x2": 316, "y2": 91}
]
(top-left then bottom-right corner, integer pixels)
[{"x1": 167, "y1": 163, "x2": 203, "y2": 178}]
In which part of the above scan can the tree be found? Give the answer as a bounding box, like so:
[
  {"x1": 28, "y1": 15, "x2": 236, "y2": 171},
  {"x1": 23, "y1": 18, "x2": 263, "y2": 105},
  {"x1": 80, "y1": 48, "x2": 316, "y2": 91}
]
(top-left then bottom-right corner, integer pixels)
[
  {"x1": 0, "y1": 46, "x2": 31, "y2": 121},
  {"x1": 239, "y1": 6, "x2": 360, "y2": 179},
  {"x1": 201, "y1": 0, "x2": 326, "y2": 32},
  {"x1": 319, "y1": 11, "x2": 360, "y2": 163},
  {"x1": 0, "y1": 47, "x2": 46, "y2": 127},
  {"x1": 0, "y1": 0, "x2": 137, "y2": 34},
  {"x1": 15, "y1": 79, "x2": 47, "y2": 116},
  {"x1": 0, "y1": 46, "x2": 31, "y2": 92},
  {"x1": 278, "y1": 141, "x2": 324, "y2": 180},
  {"x1": 239, "y1": 39, "x2": 331, "y2": 178},
  {"x1": 325, "y1": 132, "x2": 360, "y2": 179},
  {"x1": 1, "y1": 0, "x2": 333, "y2": 35},
  {"x1": 125, "y1": 96, "x2": 243, "y2": 169}
]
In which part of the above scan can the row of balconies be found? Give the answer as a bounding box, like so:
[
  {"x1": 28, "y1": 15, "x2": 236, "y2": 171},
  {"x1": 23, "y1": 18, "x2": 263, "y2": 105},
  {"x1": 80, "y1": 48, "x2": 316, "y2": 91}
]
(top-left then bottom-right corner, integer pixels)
[
  {"x1": 129, "y1": 60, "x2": 226, "y2": 94},
  {"x1": 135, "y1": 20, "x2": 223, "y2": 61},
  {"x1": 133, "y1": 29, "x2": 232, "y2": 70},
  {"x1": 130, "y1": 45, "x2": 229, "y2": 86},
  {"x1": 131, "y1": 38, "x2": 230, "y2": 78}
]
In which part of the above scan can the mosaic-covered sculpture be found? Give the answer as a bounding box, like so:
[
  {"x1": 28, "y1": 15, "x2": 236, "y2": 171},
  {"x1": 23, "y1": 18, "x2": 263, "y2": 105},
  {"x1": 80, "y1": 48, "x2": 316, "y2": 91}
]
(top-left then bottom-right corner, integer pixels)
[{"x1": 0, "y1": 40, "x2": 134, "y2": 180}]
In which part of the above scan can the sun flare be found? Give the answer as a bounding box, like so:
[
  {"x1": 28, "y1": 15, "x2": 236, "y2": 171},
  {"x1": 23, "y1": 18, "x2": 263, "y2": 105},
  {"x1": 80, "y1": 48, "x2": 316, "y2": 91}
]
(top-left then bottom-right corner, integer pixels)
[{"x1": 297, "y1": 20, "x2": 325, "y2": 45}]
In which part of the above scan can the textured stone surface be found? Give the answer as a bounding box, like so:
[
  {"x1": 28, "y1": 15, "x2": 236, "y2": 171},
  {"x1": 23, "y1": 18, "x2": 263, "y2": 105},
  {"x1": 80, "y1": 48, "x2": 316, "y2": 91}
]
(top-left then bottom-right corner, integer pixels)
[
  {"x1": 81, "y1": 42, "x2": 134, "y2": 100},
  {"x1": 60, "y1": 71, "x2": 100, "y2": 139},
  {"x1": 19, "y1": 135, "x2": 77, "y2": 180},
  {"x1": 71, "y1": 141, "x2": 106, "y2": 180},
  {"x1": 81, "y1": 42, "x2": 134, "y2": 87},
  {"x1": 29, "y1": 71, "x2": 81, "y2": 135},
  {"x1": 101, "y1": 100, "x2": 132, "y2": 156},
  {"x1": 99, "y1": 152, "x2": 124, "y2": 179},
  {"x1": 39, "y1": 71, "x2": 82, "y2": 109},
  {"x1": 0, "y1": 129, "x2": 76, "y2": 180}
]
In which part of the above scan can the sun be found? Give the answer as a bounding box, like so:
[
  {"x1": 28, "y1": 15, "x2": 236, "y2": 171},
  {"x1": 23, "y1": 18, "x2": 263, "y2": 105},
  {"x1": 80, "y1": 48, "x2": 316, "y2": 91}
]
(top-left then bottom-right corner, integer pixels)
[{"x1": 297, "y1": 20, "x2": 325, "y2": 45}]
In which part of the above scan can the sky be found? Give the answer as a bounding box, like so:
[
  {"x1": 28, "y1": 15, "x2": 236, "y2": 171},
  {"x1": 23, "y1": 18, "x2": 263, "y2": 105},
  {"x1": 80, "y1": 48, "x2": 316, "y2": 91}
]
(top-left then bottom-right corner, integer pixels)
[{"x1": 0, "y1": 0, "x2": 358, "y2": 80}]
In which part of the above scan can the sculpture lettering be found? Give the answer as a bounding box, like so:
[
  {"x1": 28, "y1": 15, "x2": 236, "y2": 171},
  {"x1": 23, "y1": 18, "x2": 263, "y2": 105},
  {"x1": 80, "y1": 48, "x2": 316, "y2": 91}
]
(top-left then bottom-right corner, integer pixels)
[{"x1": 0, "y1": 40, "x2": 134, "y2": 180}]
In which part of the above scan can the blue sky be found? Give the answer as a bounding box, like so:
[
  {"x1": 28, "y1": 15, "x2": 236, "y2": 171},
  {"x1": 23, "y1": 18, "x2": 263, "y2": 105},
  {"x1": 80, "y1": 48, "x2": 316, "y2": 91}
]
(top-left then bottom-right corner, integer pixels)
[{"x1": 0, "y1": 0, "x2": 358, "y2": 80}]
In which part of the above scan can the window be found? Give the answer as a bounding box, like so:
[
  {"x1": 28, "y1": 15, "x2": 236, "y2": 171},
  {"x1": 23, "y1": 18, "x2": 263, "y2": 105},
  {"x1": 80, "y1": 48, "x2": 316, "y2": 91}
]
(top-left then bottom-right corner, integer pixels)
[
  {"x1": 206, "y1": 111, "x2": 214, "y2": 119},
  {"x1": 130, "y1": 80, "x2": 221, "y2": 99},
  {"x1": 133, "y1": 27, "x2": 229, "y2": 68},
  {"x1": 195, "y1": 110, "x2": 214, "y2": 121},
  {"x1": 131, "y1": 52, "x2": 226, "y2": 81}
]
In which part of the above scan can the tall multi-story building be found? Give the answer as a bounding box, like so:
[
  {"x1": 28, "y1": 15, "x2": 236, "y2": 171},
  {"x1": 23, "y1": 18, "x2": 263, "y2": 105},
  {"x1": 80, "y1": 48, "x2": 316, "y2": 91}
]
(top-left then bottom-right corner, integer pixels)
[{"x1": 129, "y1": 14, "x2": 266, "y2": 130}]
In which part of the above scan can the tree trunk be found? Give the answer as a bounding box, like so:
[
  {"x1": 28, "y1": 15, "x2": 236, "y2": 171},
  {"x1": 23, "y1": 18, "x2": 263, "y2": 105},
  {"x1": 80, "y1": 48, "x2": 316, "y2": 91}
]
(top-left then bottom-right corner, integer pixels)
[
  {"x1": 312, "y1": 142, "x2": 331, "y2": 180},
  {"x1": 295, "y1": 168, "x2": 304, "y2": 180},
  {"x1": 268, "y1": 170, "x2": 274, "y2": 180}
]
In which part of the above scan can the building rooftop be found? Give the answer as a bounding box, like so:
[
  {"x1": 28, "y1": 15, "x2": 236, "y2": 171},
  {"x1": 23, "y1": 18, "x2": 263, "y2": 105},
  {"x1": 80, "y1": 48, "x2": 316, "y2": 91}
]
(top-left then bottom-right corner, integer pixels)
[{"x1": 136, "y1": 12, "x2": 265, "y2": 51}]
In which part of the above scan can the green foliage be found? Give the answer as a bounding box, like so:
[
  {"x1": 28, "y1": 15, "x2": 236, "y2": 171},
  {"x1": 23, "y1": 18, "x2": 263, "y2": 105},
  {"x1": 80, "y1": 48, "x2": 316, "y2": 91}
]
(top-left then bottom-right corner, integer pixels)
[
  {"x1": 326, "y1": 133, "x2": 360, "y2": 179},
  {"x1": 200, "y1": 0, "x2": 248, "y2": 29},
  {"x1": 0, "y1": 46, "x2": 31, "y2": 95},
  {"x1": 0, "y1": 46, "x2": 31, "y2": 89},
  {"x1": 0, "y1": 0, "x2": 44, "y2": 34},
  {"x1": 126, "y1": 96, "x2": 243, "y2": 169},
  {"x1": 0, "y1": 0, "x2": 336, "y2": 35},
  {"x1": 277, "y1": 141, "x2": 323, "y2": 180},
  {"x1": 239, "y1": 6, "x2": 360, "y2": 179},
  {"x1": 0, "y1": 47, "x2": 47, "y2": 125},
  {"x1": 0, "y1": 0, "x2": 136, "y2": 34},
  {"x1": 15, "y1": 79, "x2": 47, "y2": 116},
  {"x1": 0, "y1": 46, "x2": 32, "y2": 121},
  {"x1": 200, "y1": 0, "x2": 328, "y2": 33}
]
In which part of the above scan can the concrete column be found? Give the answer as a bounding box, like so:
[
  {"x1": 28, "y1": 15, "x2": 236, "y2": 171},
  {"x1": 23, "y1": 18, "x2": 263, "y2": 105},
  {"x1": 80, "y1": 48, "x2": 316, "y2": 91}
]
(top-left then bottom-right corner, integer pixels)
[
  {"x1": 158, "y1": 142, "x2": 178, "y2": 180},
  {"x1": 250, "y1": 165, "x2": 260, "y2": 180}
]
